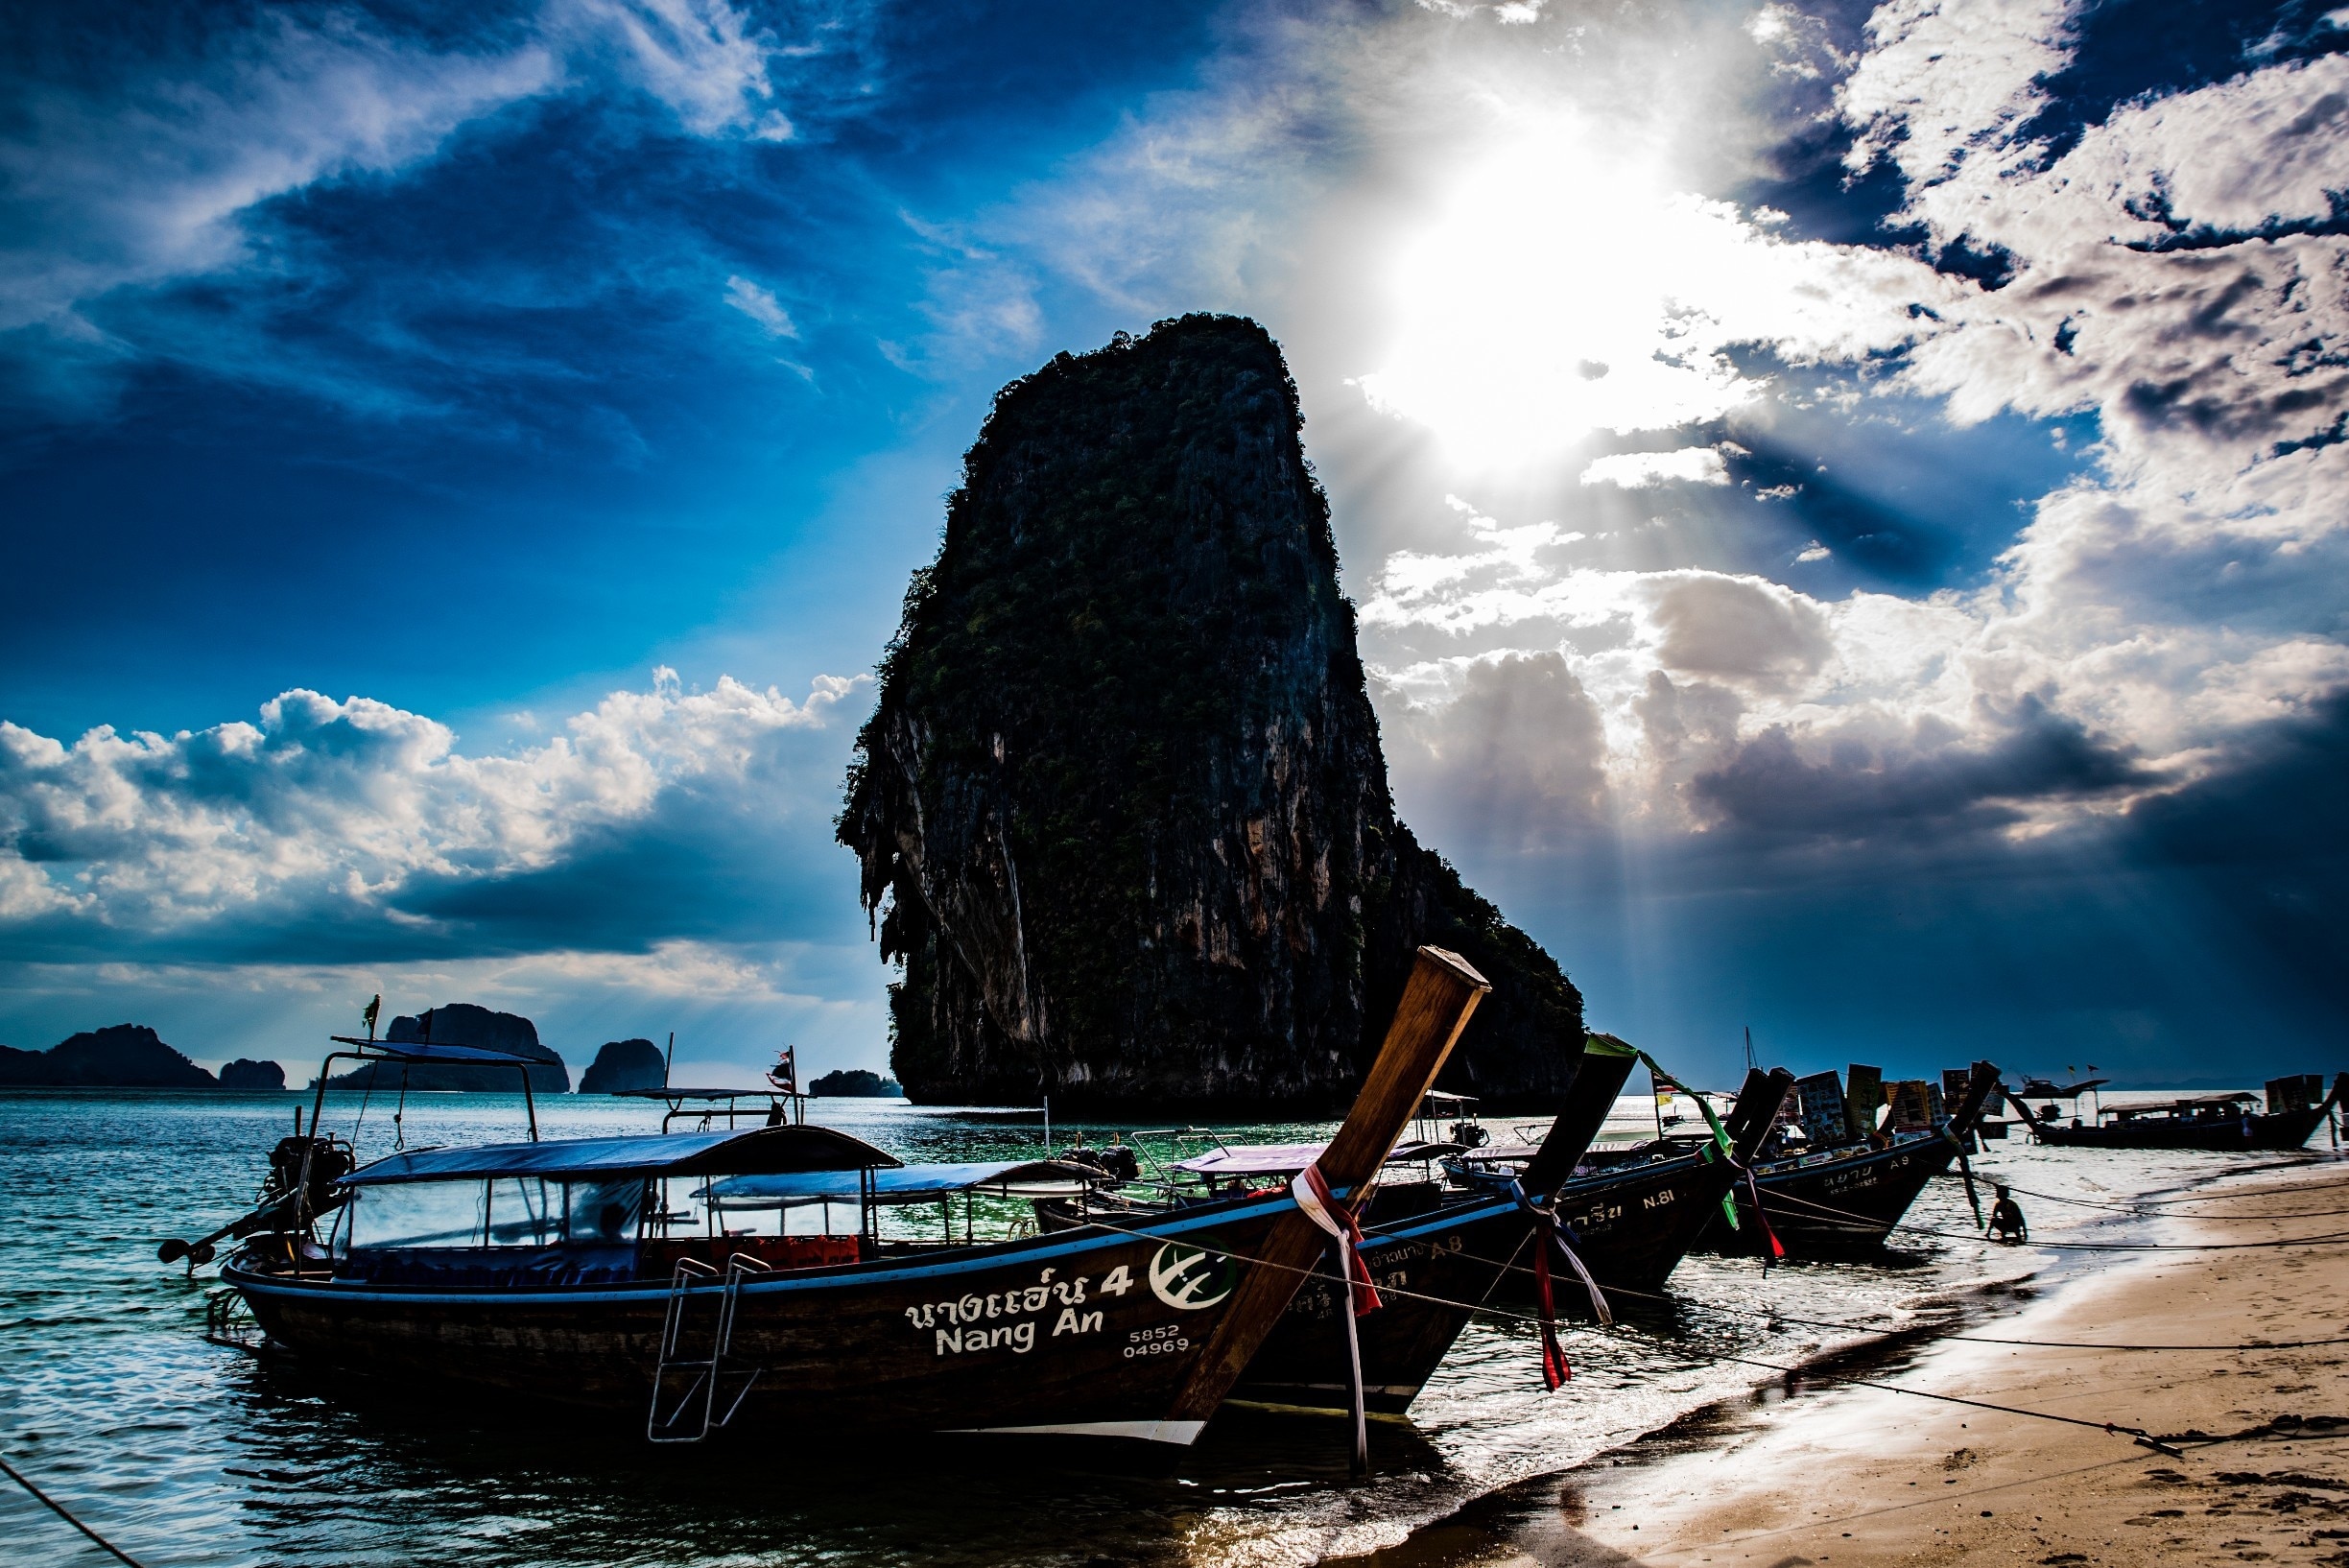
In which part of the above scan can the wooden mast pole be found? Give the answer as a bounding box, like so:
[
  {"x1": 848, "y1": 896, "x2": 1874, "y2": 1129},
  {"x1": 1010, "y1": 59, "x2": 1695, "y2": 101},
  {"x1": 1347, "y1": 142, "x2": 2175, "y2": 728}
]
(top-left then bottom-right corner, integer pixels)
[{"x1": 1167, "y1": 945, "x2": 1489, "y2": 1433}]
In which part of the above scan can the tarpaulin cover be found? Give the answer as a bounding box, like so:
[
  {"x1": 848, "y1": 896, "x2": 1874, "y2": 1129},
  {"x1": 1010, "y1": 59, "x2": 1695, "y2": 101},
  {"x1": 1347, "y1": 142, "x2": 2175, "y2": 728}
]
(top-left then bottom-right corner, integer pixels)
[
  {"x1": 342, "y1": 1125, "x2": 900, "y2": 1186},
  {"x1": 704, "y1": 1159, "x2": 1108, "y2": 1207}
]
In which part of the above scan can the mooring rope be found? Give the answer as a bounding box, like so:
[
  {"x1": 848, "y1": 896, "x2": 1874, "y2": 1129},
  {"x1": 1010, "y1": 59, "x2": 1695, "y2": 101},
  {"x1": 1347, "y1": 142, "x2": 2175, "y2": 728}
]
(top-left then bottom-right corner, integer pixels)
[
  {"x1": 1745, "y1": 1183, "x2": 2349, "y2": 1250},
  {"x1": 1988, "y1": 1180, "x2": 2349, "y2": 1220},
  {"x1": 1065, "y1": 1215, "x2": 2188, "y2": 1457},
  {"x1": 1468, "y1": 1248, "x2": 2349, "y2": 1354},
  {"x1": 0, "y1": 1451, "x2": 154, "y2": 1567}
]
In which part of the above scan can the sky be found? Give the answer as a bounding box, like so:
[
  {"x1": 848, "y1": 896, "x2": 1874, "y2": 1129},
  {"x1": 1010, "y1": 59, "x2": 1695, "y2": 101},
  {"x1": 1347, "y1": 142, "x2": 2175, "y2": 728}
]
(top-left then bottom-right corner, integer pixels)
[{"x1": 2, "y1": 0, "x2": 2344, "y2": 1089}]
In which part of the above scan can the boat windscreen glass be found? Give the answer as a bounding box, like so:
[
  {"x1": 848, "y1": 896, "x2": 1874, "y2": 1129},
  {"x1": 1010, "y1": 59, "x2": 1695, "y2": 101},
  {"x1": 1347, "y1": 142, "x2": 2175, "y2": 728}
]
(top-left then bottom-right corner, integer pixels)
[
  {"x1": 566, "y1": 1177, "x2": 643, "y2": 1243},
  {"x1": 487, "y1": 1178, "x2": 560, "y2": 1247},
  {"x1": 345, "y1": 1176, "x2": 646, "y2": 1250},
  {"x1": 349, "y1": 1180, "x2": 488, "y2": 1250}
]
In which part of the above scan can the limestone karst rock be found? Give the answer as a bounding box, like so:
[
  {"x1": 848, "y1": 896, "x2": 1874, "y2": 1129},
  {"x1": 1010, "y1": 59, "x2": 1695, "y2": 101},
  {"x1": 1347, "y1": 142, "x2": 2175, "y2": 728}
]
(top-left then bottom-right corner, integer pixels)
[
  {"x1": 218, "y1": 1058, "x2": 287, "y2": 1090},
  {"x1": 319, "y1": 1003, "x2": 570, "y2": 1093},
  {"x1": 0, "y1": 1024, "x2": 217, "y2": 1088},
  {"x1": 580, "y1": 1037, "x2": 667, "y2": 1093},
  {"x1": 840, "y1": 315, "x2": 1584, "y2": 1113}
]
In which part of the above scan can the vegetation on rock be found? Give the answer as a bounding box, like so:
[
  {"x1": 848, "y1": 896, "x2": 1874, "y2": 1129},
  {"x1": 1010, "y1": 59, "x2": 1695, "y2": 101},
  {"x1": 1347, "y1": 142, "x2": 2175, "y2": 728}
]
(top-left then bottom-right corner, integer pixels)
[{"x1": 840, "y1": 315, "x2": 1583, "y2": 1113}]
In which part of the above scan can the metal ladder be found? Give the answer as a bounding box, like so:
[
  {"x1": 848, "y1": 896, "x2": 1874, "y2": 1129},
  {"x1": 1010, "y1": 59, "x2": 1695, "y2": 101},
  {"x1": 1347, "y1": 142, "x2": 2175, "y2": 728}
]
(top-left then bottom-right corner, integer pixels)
[{"x1": 647, "y1": 1254, "x2": 767, "y2": 1442}]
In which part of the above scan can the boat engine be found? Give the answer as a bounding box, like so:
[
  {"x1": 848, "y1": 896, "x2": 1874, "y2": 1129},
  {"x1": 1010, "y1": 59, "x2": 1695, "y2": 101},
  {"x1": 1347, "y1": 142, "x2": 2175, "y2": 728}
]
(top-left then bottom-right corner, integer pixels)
[
  {"x1": 156, "y1": 1133, "x2": 355, "y2": 1268},
  {"x1": 1450, "y1": 1119, "x2": 1490, "y2": 1150}
]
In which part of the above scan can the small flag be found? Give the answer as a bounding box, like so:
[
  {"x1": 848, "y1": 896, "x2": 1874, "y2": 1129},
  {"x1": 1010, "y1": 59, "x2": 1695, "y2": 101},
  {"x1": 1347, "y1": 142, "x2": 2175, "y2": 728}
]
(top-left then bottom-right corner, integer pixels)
[
  {"x1": 361, "y1": 994, "x2": 380, "y2": 1041},
  {"x1": 768, "y1": 1045, "x2": 797, "y2": 1095}
]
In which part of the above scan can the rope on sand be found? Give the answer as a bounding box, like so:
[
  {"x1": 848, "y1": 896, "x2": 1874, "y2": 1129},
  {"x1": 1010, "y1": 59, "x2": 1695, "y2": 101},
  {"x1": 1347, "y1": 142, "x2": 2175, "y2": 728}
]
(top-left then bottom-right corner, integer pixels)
[
  {"x1": 1476, "y1": 1253, "x2": 2349, "y2": 1355},
  {"x1": 1756, "y1": 1185, "x2": 2349, "y2": 1250},
  {"x1": 1993, "y1": 1181, "x2": 2349, "y2": 1221},
  {"x1": 1069, "y1": 1217, "x2": 2191, "y2": 1459},
  {"x1": 0, "y1": 1451, "x2": 155, "y2": 1568}
]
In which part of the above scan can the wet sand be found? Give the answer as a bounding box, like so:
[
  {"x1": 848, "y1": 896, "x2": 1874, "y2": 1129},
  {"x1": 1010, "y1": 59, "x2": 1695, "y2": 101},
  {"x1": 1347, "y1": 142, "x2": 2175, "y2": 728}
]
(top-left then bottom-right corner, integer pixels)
[{"x1": 1330, "y1": 1160, "x2": 2349, "y2": 1568}]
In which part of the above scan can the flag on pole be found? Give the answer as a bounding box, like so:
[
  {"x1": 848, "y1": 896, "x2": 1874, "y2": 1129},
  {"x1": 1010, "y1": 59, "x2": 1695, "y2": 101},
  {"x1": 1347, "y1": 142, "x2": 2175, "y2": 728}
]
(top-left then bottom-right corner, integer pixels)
[{"x1": 768, "y1": 1045, "x2": 796, "y2": 1095}]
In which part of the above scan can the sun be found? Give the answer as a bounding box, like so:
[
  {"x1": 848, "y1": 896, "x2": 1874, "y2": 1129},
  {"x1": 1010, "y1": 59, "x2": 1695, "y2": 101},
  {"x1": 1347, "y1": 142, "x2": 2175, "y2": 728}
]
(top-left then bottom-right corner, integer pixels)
[{"x1": 1355, "y1": 119, "x2": 1789, "y2": 471}]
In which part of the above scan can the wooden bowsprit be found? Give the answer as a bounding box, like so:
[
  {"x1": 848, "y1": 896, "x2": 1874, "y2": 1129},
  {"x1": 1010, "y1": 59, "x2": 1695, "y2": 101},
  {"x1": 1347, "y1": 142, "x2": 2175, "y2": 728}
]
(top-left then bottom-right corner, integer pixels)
[{"x1": 1166, "y1": 945, "x2": 1491, "y2": 1467}]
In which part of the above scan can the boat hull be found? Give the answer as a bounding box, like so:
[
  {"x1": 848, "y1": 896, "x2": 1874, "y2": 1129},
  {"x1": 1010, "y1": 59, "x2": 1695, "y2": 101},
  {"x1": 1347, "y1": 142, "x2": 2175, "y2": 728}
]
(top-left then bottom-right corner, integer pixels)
[
  {"x1": 2028, "y1": 1106, "x2": 2328, "y2": 1152},
  {"x1": 1552, "y1": 1152, "x2": 1738, "y2": 1296},
  {"x1": 228, "y1": 1195, "x2": 1295, "y2": 1444},
  {"x1": 1232, "y1": 1200, "x2": 1530, "y2": 1414},
  {"x1": 1701, "y1": 1133, "x2": 1958, "y2": 1255}
]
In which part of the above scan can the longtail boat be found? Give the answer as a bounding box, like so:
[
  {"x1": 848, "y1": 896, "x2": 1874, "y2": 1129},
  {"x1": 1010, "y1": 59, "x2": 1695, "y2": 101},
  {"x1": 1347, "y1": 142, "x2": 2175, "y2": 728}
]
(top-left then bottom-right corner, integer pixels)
[
  {"x1": 2007, "y1": 1073, "x2": 2345, "y2": 1152},
  {"x1": 1697, "y1": 1060, "x2": 2003, "y2": 1255},
  {"x1": 181, "y1": 946, "x2": 1488, "y2": 1446},
  {"x1": 1452, "y1": 1047, "x2": 1793, "y2": 1300}
]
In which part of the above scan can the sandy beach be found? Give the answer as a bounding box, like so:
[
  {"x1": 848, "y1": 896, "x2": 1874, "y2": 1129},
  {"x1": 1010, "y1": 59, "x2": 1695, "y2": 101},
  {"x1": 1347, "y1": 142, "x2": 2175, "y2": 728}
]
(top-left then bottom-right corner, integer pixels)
[{"x1": 1333, "y1": 1158, "x2": 2349, "y2": 1568}]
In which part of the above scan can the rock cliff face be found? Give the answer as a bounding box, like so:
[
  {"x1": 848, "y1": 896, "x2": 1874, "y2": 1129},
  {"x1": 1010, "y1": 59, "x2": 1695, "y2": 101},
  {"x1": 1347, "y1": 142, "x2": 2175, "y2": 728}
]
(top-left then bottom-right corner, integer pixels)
[{"x1": 840, "y1": 315, "x2": 1584, "y2": 1114}]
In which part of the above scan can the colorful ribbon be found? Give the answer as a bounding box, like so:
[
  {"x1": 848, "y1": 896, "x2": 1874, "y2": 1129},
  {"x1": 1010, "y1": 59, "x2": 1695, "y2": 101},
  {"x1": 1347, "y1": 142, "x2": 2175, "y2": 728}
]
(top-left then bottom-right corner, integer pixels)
[
  {"x1": 1511, "y1": 1180, "x2": 1610, "y2": 1390},
  {"x1": 1290, "y1": 1164, "x2": 1381, "y2": 1316}
]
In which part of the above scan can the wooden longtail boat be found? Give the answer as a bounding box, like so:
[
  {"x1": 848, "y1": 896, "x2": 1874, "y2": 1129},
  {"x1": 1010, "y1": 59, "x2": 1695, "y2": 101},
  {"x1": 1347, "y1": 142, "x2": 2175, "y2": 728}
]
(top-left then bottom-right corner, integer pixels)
[
  {"x1": 2009, "y1": 1074, "x2": 2346, "y2": 1152},
  {"x1": 201, "y1": 946, "x2": 1489, "y2": 1446},
  {"x1": 1698, "y1": 1060, "x2": 2003, "y2": 1255},
  {"x1": 1199, "y1": 1044, "x2": 1791, "y2": 1414},
  {"x1": 1454, "y1": 1053, "x2": 1794, "y2": 1302}
]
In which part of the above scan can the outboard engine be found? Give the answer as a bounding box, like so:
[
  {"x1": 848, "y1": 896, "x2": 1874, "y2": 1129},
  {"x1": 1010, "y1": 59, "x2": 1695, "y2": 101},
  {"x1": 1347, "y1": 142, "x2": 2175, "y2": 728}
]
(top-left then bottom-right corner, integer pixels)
[{"x1": 1450, "y1": 1119, "x2": 1490, "y2": 1150}]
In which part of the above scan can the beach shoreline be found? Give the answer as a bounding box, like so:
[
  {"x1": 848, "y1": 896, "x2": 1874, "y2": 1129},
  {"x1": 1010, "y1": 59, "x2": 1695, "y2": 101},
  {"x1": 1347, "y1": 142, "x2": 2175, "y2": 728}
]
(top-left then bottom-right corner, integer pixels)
[{"x1": 1328, "y1": 1154, "x2": 2349, "y2": 1568}]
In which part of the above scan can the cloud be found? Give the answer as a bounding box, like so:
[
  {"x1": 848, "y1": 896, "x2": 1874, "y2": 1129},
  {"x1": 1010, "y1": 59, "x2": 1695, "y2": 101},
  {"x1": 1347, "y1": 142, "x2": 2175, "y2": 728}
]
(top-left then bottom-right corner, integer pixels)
[
  {"x1": 1649, "y1": 575, "x2": 1831, "y2": 685},
  {"x1": 0, "y1": 0, "x2": 849, "y2": 338},
  {"x1": 724, "y1": 274, "x2": 798, "y2": 337},
  {"x1": 0, "y1": 670, "x2": 867, "y2": 952},
  {"x1": 1689, "y1": 697, "x2": 2154, "y2": 843},
  {"x1": 0, "y1": 15, "x2": 560, "y2": 332},
  {"x1": 1579, "y1": 447, "x2": 1732, "y2": 487},
  {"x1": 556, "y1": 0, "x2": 798, "y2": 141}
]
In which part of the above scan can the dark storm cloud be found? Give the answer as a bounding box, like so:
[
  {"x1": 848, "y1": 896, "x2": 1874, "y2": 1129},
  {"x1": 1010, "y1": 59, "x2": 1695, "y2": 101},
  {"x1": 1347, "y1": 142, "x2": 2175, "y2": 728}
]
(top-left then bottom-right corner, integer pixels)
[{"x1": 1690, "y1": 697, "x2": 2156, "y2": 843}]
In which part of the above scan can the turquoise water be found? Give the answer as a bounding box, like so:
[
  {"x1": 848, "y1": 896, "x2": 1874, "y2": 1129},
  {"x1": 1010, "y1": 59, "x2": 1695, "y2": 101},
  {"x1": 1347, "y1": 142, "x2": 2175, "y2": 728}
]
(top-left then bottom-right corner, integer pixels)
[{"x1": 0, "y1": 1087, "x2": 2323, "y2": 1567}]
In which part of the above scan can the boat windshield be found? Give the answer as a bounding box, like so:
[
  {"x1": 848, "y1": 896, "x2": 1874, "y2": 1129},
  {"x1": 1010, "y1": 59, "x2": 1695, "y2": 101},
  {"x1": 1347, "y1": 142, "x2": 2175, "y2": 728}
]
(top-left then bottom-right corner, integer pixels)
[{"x1": 341, "y1": 1176, "x2": 645, "y2": 1252}]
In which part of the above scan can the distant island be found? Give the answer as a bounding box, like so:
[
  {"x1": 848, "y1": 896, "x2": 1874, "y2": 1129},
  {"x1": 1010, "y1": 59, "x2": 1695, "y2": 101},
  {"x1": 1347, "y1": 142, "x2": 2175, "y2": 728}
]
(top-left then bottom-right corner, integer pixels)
[
  {"x1": 218, "y1": 1058, "x2": 287, "y2": 1090},
  {"x1": 0, "y1": 1024, "x2": 277, "y2": 1089},
  {"x1": 580, "y1": 1038, "x2": 666, "y2": 1093},
  {"x1": 808, "y1": 1068, "x2": 903, "y2": 1098},
  {"x1": 318, "y1": 1004, "x2": 570, "y2": 1093}
]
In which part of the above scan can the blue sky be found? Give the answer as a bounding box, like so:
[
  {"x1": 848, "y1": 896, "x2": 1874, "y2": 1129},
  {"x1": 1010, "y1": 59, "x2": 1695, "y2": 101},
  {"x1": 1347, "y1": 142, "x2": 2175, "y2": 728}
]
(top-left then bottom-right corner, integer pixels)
[{"x1": 3, "y1": 0, "x2": 2345, "y2": 1089}]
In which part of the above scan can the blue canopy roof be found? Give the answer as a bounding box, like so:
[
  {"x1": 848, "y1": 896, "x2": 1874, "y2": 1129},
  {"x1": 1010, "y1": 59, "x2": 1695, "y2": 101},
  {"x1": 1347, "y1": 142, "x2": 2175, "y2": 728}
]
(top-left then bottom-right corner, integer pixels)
[
  {"x1": 342, "y1": 1125, "x2": 900, "y2": 1186},
  {"x1": 329, "y1": 1035, "x2": 539, "y2": 1067},
  {"x1": 703, "y1": 1159, "x2": 1109, "y2": 1208}
]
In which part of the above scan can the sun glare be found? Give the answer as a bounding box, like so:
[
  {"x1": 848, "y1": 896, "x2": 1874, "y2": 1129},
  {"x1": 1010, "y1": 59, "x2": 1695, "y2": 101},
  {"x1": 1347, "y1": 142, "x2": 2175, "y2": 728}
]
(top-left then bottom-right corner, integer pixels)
[{"x1": 1357, "y1": 125, "x2": 1807, "y2": 470}]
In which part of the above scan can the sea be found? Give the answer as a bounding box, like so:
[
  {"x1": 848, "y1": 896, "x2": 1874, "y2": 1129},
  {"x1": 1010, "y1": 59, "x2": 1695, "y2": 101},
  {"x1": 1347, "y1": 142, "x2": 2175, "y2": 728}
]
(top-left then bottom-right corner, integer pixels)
[{"x1": 0, "y1": 1085, "x2": 2331, "y2": 1568}]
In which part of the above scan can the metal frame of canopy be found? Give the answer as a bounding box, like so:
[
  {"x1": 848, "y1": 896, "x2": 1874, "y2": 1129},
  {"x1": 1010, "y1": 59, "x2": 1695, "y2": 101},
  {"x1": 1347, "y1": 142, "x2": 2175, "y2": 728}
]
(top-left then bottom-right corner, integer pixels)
[
  {"x1": 702, "y1": 1159, "x2": 1115, "y2": 1247},
  {"x1": 608, "y1": 1085, "x2": 811, "y2": 1132}
]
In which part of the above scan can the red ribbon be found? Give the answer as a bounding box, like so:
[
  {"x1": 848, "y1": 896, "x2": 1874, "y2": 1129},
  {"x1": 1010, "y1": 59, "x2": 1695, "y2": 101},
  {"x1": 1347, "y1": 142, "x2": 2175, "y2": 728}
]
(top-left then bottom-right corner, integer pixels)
[
  {"x1": 1745, "y1": 1168, "x2": 1787, "y2": 1263},
  {"x1": 1532, "y1": 1233, "x2": 1570, "y2": 1389},
  {"x1": 1291, "y1": 1164, "x2": 1382, "y2": 1316}
]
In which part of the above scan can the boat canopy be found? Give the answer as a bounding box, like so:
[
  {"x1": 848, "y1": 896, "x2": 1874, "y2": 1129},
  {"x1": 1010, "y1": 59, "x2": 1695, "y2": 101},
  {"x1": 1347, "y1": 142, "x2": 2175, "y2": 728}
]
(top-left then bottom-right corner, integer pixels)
[
  {"x1": 326, "y1": 1036, "x2": 541, "y2": 1067},
  {"x1": 1170, "y1": 1139, "x2": 1455, "y2": 1178},
  {"x1": 2110, "y1": 1093, "x2": 2258, "y2": 1118},
  {"x1": 341, "y1": 1125, "x2": 900, "y2": 1186},
  {"x1": 703, "y1": 1159, "x2": 1109, "y2": 1209}
]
